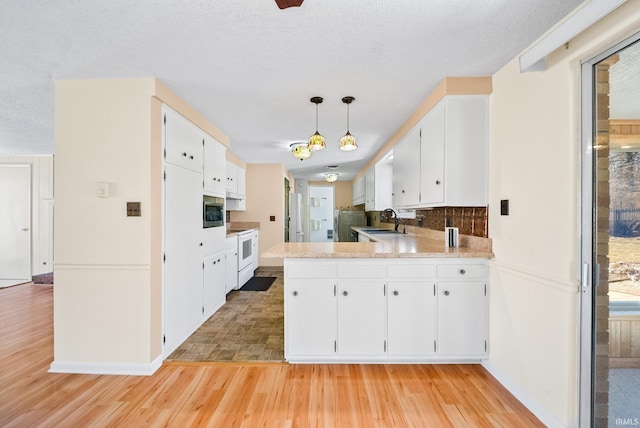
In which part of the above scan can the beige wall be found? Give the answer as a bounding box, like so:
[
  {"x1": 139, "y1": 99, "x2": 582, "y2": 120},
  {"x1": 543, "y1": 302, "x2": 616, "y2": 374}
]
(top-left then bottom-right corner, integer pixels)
[
  {"x1": 54, "y1": 78, "x2": 157, "y2": 365},
  {"x1": 487, "y1": 2, "x2": 640, "y2": 426},
  {"x1": 53, "y1": 78, "x2": 229, "y2": 371},
  {"x1": 231, "y1": 164, "x2": 287, "y2": 267}
]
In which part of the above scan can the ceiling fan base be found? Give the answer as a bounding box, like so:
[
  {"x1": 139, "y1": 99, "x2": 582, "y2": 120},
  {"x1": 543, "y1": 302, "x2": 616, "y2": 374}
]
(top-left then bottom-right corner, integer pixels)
[{"x1": 275, "y1": 0, "x2": 304, "y2": 9}]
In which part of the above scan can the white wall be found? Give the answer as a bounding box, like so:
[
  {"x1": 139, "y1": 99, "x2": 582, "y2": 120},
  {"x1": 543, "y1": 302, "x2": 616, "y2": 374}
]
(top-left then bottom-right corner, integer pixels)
[
  {"x1": 0, "y1": 156, "x2": 54, "y2": 275},
  {"x1": 486, "y1": 2, "x2": 640, "y2": 426}
]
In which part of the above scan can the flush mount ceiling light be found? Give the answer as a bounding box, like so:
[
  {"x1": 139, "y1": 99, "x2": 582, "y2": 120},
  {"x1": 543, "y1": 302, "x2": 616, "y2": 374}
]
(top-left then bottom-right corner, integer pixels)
[
  {"x1": 290, "y1": 142, "x2": 311, "y2": 161},
  {"x1": 324, "y1": 173, "x2": 340, "y2": 183},
  {"x1": 339, "y1": 96, "x2": 358, "y2": 152},
  {"x1": 308, "y1": 97, "x2": 326, "y2": 151}
]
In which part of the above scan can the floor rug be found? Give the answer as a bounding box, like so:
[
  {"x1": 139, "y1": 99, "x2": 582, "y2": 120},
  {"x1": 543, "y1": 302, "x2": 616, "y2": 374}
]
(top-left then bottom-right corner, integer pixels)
[
  {"x1": 32, "y1": 272, "x2": 53, "y2": 284},
  {"x1": 240, "y1": 276, "x2": 276, "y2": 291}
]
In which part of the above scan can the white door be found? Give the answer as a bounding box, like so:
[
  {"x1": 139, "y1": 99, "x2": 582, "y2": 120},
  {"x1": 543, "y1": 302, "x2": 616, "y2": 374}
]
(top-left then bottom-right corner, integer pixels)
[
  {"x1": 164, "y1": 163, "x2": 203, "y2": 354},
  {"x1": 203, "y1": 250, "x2": 225, "y2": 318},
  {"x1": 286, "y1": 279, "x2": 337, "y2": 357},
  {"x1": 309, "y1": 186, "x2": 334, "y2": 242},
  {"x1": 420, "y1": 102, "x2": 445, "y2": 205},
  {"x1": 387, "y1": 281, "x2": 436, "y2": 356},
  {"x1": 337, "y1": 280, "x2": 386, "y2": 356},
  {"x1": 0, "y1": 164, "x2": 31, "y2": 282},
  {"x1": 437, "y1": 282, "x2": 487, "y2": 356}
]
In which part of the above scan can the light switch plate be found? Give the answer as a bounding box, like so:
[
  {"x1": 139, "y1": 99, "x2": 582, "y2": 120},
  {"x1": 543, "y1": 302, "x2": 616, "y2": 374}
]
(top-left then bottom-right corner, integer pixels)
[
  {"x1": 500, "y1": 199, "x2": 509, "y2": 216},
  {"x1": 127, "y1": 202, "x2": 141, "y2": 217}
]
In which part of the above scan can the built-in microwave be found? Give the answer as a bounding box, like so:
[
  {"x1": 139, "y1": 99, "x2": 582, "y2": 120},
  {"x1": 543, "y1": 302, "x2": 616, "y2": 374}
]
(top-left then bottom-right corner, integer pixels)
[{"x1": 203, "y1": 196, "x2": 224, "y2": 228}]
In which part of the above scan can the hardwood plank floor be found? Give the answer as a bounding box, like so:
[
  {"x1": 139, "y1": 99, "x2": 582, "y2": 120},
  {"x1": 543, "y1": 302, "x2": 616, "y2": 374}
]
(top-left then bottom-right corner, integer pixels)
[{"x1": 0, "y1": 282, "x2": 543, "y2": 427}]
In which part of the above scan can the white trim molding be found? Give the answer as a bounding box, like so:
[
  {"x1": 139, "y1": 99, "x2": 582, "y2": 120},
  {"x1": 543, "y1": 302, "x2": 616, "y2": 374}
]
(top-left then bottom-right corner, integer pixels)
[
  {"x1": 490, "y1": 260, "x2": 579, "y2": 294},
  {"x1": 49, "y1": 355, "x2": 162, "y2": 376},
  {"x1": 520, "y1": 0, "x2": 627, "y2": 72},
  {"x1": 482, "y1": 361, "x2": 567, "y2": 428}
]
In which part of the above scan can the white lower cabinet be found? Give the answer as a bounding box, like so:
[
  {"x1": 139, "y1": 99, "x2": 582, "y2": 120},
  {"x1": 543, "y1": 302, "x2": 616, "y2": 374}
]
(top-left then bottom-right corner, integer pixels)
[
  {"x1": 437, "y1": 282, "x2": 487, "y2": 356},
  {"x1": 337, "y1": 280, "x2": 386, "y2": 356},
  {"x1": 203, "y1": 250, "x2": 226, "y2": 319},
  {"x1": 284, "y1": 258, "x2": 488, "y2": 363},
  {"x1": 286, "y1": 279, "x2": 337, "y2": 356},
  {"x1": 387, "y1": 281, "x2": 436, "y2": 357},
  {"x1": 225, "y1": 236, "x2": 238, "y2": 294}
]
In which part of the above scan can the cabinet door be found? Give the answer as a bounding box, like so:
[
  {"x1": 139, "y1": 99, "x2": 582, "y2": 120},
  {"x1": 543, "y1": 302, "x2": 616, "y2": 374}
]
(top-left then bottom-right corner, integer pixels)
[
  {"x1": 364, "y1": 169, "x2": 375, "y2": 211},
  {"x1": 392, "y1": 126, "x2": 420, "y2": 207},
  {"x1": 164, "y1": 109, "x2": 203, "y2": 173},
  {"x1": 337, "y1": 280, "x2": 386, "y2": 356},
  {"x1": 420, "y1": 102, "x2": 445, "y2": 205},
  {"x1": 225, "y1": 247, "x2": 238, "y2": 293},
  {"x1": 352, "y1": 176, "x2": 365, "y2": 206},
  {"x1": 437, "y1": 282, "x2": 487, "y2": 356},
  {"x1": 203, "y1": 250, "x2": 226, "y2": 317},
  {"x1": 225, "y1": 161, "x2": 237, "y2": 196},
  {"x1": 236, "y1": 167, "x2": 246, "y2": 198},
  {"x1": 286, "y1": 279, "x2": 337, "y2": 357},
  {"x1": 203, "y1": 136, "x2": 226, "y2": 196},
  {"x1": 164, "y1": 164, "x2": 203, "y2": 352},
  {"x1": 387, "y1": 282, "x2": 436, "y2": 356}
]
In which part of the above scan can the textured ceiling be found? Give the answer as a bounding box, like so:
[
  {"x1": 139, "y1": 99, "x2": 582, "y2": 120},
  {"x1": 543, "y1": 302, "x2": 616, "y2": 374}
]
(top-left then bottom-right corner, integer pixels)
[{"x1": 0, "y1": 0, "x2": 584, "y2": 180}]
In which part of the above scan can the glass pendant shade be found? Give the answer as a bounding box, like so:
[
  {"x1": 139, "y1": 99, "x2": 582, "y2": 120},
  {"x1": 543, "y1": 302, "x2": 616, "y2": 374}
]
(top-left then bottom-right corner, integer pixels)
[
  {"x1": 339, "y1": 96, "x2": 358, "y2": 152},
  {"x1": 324, "y1": 173, "x2": 339, "y2": 182},
  {"x1": 308, "y1": 97, "x2": 325, "y2": 151},
  {"x1": 290, "y1": 142, "x2": 312, "y2": 161},
  {"x1": 339, "y1": 132, "x2": 358, "y2": 151},
  {"x1": 308, "y1": 131, "x2": 326, "y2": 151}
]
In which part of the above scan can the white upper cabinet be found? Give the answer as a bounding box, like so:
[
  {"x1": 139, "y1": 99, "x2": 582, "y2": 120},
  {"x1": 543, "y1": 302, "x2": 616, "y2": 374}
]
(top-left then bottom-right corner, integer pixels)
[
  {"x1": 391, "y1": 95, "x2": 488, "y2": 209},
  {"x1": 203, "y1": 135, "x2": 226, "y2": 197},
  {"x1": 420, "y1": 95, "x2": 488, "y2": 207},
  {"x1": 164, "y1": 108, "x2": 203, "y2": 173},
  {"x1": 365, "y1": 158, "x2": 393, "y2": 211},
  {"x1": 352, "y1": 176, "x2": 365, "y2": 206},
  {"x1": 392, "y1": 124, "x2": 421, "y2": 207},
  {"x1": 226, "y1": 161, "x2": 246, "y2": 200}
]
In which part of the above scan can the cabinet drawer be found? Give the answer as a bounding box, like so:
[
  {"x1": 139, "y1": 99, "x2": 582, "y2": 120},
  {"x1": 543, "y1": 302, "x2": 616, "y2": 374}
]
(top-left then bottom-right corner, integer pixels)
[
  {"x1": 338, "y1": 264, "x2": 387, "y2": 278},
  {"x1": 287, "y1": 264, "x2": 337, "y2": 279},
  {"x1": 388, "y1": 264, "x2": 436, "y2": 279},
  {"x1": 438, "y1": 264, "x2": 486, "y2": 279}
]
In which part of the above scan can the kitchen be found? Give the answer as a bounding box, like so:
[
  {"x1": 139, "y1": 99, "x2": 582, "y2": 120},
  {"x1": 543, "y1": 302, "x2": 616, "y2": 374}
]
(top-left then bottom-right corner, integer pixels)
[{"x1": 1, "y1": 1, "x2": 639, "y2": 426}]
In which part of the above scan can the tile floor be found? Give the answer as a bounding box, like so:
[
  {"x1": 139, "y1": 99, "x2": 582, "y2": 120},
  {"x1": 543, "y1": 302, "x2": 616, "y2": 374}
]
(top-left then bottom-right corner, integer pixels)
[{"x1": 166, "y1": 269, "x2": 284, "y2": 362}]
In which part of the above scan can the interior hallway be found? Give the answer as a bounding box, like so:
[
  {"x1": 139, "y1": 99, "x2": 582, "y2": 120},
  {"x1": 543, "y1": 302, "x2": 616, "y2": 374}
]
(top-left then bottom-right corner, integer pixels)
[{"x1": 0, "y1": 280, "x2": 544, "y2": 427}]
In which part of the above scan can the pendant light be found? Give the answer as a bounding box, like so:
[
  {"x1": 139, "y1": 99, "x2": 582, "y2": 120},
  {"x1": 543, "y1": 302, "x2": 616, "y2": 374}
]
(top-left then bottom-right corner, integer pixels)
[
  {"x1": 290, "y1": 142, "x2": 312, "y2": 161},
  {"x1": 339, "y1": 96, "x2": 358, "y2": 151},
  {"x1": 308, "y1": 97, "x2": 326, "y2": 151},
  {"x1": 324, "y1": 173, "x2": 340, "y2": 183}
]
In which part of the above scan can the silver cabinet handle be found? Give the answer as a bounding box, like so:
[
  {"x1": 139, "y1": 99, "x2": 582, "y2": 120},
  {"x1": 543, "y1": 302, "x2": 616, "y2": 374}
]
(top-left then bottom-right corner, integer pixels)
[
  {"x1": 292, "y1": 291, "x2": 298, "y2": 296},
  {"x1": 443, "y1": 290, "x2": 450, "y2": 296},
  {"x1": 393, "y1": 290, "x2": 399, "y2": 296},
  {"x1": 459, "y1": 269, "x2": 466, "y2": 275},
  {"x1": 343, "y1": 291, "x2": 348, "y2": 297},
  {"x1": 20, "y1": 228, "x2": 30, "y2": 231},
  {"x1": 436, "y1": 180, "x2": 441, "y2": 185}
]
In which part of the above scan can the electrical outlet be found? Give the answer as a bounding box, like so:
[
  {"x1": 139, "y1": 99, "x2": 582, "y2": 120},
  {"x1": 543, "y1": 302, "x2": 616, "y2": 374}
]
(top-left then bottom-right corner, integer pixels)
[{"x1": 270, "y1": 215, "x2": 276, "y2": 221}]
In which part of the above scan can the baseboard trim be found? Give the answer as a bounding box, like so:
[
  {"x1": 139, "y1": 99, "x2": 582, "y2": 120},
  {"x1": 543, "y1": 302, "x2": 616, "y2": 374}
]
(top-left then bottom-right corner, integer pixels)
[
  {"x1": 49, "y1": 355, "x2": 162, "y2": 376},
  {"x1": 482, "y1": 360, "x2": 567, "y2": 428}
]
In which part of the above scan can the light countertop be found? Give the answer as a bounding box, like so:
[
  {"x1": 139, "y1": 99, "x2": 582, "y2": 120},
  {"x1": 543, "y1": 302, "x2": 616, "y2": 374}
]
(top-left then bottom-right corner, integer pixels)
[{"x1": 262, "y1": 226, "x2": 493, "y2": 259}]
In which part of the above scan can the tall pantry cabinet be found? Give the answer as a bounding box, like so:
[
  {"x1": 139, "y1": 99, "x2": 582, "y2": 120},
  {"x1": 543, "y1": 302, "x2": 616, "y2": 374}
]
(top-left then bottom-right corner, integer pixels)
[{"x1": 163, "y1": 107, "x2": 226, "y2": 356}]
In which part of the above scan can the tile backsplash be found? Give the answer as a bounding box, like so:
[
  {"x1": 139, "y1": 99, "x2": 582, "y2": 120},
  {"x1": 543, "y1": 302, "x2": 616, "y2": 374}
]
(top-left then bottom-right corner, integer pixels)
[{"x1": 374, "y1": 206, "x2": 488, "y2": 238}]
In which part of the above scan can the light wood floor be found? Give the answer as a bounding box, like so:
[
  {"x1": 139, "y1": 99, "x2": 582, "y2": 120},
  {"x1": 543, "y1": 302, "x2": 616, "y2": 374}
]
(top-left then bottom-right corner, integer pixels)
[{"x1": 0, "y1": 282, "x2": 543, "y2": 427}]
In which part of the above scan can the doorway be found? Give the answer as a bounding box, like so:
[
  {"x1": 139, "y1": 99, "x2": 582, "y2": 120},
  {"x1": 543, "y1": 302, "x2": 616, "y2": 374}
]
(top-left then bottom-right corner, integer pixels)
[
  {"x1": 0, "y1": 164, "x2": 31, "y2": 287},
  {"x1": 308, "y1": 185, "x2": 334, "y2": 242},
  {"x1": 581, "y1": 34, "x2": 640, "y2": 426}
]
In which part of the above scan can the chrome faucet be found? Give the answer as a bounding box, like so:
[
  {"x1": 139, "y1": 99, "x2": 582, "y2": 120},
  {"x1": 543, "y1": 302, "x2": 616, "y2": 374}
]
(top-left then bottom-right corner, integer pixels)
[{"x1": 383, "y1": 208, "x2": 400, "y2": 232}]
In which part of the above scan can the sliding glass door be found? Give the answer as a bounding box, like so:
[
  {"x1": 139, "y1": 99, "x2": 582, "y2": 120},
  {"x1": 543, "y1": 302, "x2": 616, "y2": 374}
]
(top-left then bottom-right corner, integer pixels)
[{"x1": 581, "y1": 33, "x2": 640, "y2": 427}]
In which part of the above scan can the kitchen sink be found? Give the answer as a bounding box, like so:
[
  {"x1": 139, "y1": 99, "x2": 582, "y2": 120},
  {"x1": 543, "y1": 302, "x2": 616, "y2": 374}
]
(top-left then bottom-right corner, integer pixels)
[{"x1": 360, "y1": 229, "x2": 401, "y2": 234}]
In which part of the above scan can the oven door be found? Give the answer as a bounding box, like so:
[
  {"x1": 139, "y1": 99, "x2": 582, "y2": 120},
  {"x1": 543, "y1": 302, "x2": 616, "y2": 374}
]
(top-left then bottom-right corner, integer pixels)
[{"x1": 238, "y1": 231, "x2": 253, "y2": 270}]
